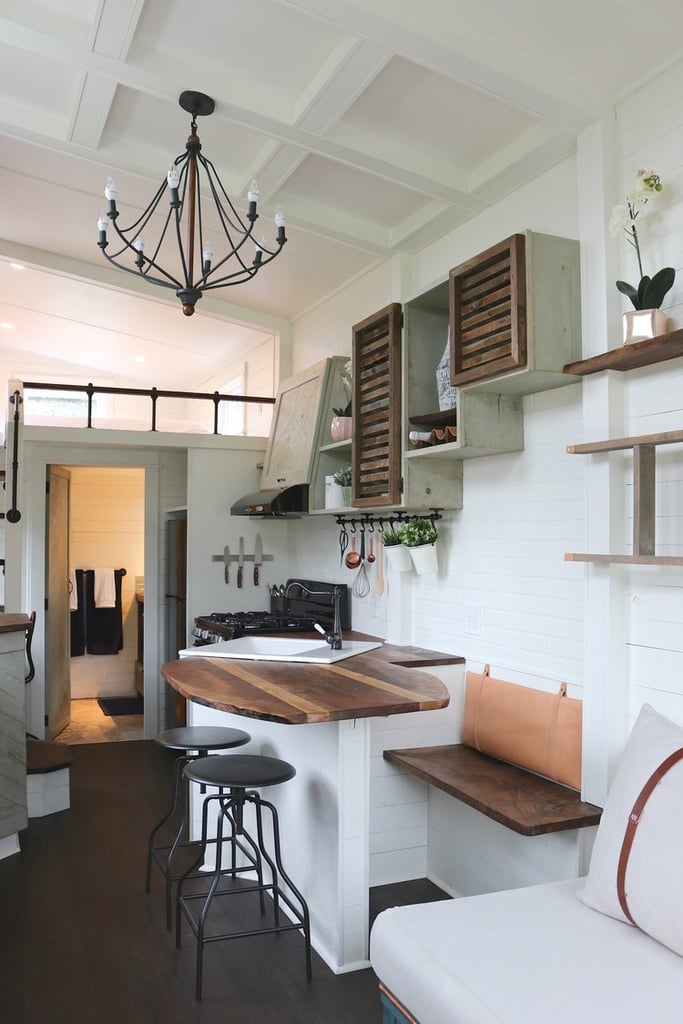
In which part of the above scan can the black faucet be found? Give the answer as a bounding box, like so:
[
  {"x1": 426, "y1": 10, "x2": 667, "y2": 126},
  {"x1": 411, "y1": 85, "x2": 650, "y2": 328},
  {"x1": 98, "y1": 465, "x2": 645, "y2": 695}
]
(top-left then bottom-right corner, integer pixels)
[{"x1": 283, "y1": 582, "x2": 343, "y2": 650}]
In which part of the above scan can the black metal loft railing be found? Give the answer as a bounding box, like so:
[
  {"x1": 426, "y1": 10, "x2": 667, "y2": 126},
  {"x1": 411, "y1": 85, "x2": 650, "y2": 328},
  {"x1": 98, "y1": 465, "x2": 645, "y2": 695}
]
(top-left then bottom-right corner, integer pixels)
[{"x1": 21, "y1": 380, "x2": 275, "y2": 435}]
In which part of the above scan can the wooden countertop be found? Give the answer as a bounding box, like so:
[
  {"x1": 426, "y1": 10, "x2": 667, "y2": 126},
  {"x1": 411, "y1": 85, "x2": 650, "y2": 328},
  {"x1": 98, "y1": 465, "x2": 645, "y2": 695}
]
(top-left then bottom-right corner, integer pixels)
[
  {"x1": 0, "y1": 613, "x2": 32, "y2": 634},
  {"x1": 161, "y1": 638, "x2": 461, "y2": 725}
]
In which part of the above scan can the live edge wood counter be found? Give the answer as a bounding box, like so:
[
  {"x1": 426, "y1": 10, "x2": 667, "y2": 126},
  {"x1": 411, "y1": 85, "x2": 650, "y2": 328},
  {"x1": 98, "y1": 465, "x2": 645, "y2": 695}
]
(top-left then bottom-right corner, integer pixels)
[{"x1": 161, "y1": 639, "x2": 461, "y2": 725}]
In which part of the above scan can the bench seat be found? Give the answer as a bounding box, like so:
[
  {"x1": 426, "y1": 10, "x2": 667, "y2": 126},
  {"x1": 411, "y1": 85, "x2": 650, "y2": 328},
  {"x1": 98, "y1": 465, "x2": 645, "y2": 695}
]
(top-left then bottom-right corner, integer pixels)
[
  {"x1": 26, "y1": 738, "x2": 73, "y2": 818},
  {"x1": 383, "y1": 744, "x2": 601, "y2": 836},
  {"x1": 370, "y1": 878, "x2": 683, "y2": 1024}
]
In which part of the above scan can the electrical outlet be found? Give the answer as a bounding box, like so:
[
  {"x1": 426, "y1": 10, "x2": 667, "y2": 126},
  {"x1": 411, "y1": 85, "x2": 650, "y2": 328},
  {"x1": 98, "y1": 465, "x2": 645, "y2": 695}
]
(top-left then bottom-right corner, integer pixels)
[{"x1": 464, "y1": 603, "x2": 482, "y2": 636}]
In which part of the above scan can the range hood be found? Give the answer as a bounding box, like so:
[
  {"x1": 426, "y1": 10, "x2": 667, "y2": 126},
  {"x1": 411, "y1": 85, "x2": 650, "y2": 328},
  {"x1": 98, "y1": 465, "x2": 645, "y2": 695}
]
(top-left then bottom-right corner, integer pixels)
[
  {"x1": 232, "y1": 357, "x2": 339, "y2": 518},
  {"x1": 230, "y1": 484, "x2": 309, "y2": 518}
]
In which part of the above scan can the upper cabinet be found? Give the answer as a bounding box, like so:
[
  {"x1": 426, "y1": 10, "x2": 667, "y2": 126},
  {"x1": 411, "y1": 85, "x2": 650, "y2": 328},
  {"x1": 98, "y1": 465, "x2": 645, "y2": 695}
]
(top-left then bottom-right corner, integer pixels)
[
  {"x1": 449, "y1": 231, "x2": 582, "y2": 394},
  {"x1": 309, "y1": 230, "x2": 582, "y2": 514},
  {"x1": 352, "y1": 303, "x2": 403, "y2": 508},
  {"x1": 261, "y1": 358, "x2": 335, "y2": 491}
]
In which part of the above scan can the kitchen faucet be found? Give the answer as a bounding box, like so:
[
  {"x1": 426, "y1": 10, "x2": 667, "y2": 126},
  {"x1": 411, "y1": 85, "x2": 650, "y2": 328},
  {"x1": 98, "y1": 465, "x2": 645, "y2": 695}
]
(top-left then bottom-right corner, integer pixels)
[{"x1": 283, "y1": 582, "x2": 343, "y2": 650}]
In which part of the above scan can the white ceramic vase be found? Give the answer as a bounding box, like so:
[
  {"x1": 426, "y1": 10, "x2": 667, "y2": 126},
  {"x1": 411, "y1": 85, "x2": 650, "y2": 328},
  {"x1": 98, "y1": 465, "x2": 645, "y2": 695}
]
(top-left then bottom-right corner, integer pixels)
[
  {"x1": 408, "y1": 542, "x2": 438, "y2": 575},
  {"x1": 622, "y1": 309, "x2": 667, "y2": 345}
]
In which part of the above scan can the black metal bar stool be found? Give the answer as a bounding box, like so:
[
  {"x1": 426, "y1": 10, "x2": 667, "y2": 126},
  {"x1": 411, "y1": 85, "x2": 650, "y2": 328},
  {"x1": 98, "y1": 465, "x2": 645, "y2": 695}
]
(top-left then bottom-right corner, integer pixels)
[
  {"x1": 176, "y1": 753, "x2": 312, "y2": 1001},
  {"x1": 145, "y1": 726, "x2": 250, "y2": 928}
]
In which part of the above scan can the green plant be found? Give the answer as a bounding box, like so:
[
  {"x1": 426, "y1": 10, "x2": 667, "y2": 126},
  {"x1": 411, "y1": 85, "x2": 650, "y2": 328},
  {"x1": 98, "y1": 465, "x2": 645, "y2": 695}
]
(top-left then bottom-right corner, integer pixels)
[
  {"x1": 332, "y1": 359, "x2": 353, "y2": 416},
  {"x1": 401, "y1": 518, "x2": 438, "y2": 547},
  {"x1": 333, "y1": 464, "x2": 352, "y2": 487},
  {"x1": 609, "y1": 169, "x2": 675, "y2": 310},
  {"x1": 381, "y1": 526, "x2": 404, "y2": 546}
]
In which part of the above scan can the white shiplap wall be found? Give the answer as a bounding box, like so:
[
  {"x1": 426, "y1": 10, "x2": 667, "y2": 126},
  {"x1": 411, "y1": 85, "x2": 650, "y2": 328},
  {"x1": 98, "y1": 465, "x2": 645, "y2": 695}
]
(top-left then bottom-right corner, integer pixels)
[{"x1": 287, "y1": 57, "x2": 683, "y2": 893}]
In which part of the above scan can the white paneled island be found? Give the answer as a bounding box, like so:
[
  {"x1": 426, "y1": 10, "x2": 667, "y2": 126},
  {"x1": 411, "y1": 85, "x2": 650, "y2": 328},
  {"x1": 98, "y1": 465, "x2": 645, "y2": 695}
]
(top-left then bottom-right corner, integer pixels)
[{"x1": 161, "y1": 640, "x2": 464, "y2": 972}]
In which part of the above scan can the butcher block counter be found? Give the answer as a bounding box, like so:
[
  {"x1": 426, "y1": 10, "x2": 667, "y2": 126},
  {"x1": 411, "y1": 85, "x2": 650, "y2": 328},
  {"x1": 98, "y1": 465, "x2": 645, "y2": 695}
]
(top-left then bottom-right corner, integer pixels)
[
  {"x1": 160, "y1": 637, "x2": 458, "y2": 724},
  {"x1": 167, "y1": 636, "x2": 464, "y2": 975}
]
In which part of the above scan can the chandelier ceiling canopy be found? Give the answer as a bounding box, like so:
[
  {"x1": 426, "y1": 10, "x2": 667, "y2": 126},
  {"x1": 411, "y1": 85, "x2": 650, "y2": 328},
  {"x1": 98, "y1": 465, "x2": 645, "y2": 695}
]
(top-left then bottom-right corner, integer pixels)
[{"x1": 97, "y1": 91, "x2": 287, "y2": 316}]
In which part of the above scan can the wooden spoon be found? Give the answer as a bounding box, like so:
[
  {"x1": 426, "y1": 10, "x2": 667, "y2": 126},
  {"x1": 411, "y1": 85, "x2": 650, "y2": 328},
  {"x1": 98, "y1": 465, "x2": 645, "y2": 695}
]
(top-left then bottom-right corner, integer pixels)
[
  {"x1": 345, "y1": 535, "x2": 361, "y2": 569},
  {"x1": 375, "y1": 533, "x2": 384, "y2": 595}
]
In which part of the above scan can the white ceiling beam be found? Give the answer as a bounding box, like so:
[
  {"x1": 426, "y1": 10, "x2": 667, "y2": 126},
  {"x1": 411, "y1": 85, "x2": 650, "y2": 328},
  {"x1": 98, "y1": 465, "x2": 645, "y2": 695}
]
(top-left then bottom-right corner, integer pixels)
[
  {"x1": 294, "y1": 36, "x2": 392, "y2": 133},
  {"x1": 279, "y1": 0, "x2": 603, "y2": 131},
  {"x1": 0, "y1": 239, "x2": 292, "y2": 335},
  {"x1": 90, "y1": 0, "x2": 147, "y2": 61},
  {"x1": 68, "y1": 73, "x2": 117, "y2": 149}
]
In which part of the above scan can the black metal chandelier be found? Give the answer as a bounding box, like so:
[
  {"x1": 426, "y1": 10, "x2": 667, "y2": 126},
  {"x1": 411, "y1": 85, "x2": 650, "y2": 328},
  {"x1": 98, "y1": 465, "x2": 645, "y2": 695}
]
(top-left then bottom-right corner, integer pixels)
[{"x1": 97, "y1": 91, "x2": 287, "y2": 316}]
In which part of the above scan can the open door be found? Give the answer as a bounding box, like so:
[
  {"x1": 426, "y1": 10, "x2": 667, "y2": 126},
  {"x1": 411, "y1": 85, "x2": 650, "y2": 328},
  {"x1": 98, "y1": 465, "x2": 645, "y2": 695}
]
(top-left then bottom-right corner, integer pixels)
[{"x1": 45, "y1": 465, "x2": 71, "y2": 739}]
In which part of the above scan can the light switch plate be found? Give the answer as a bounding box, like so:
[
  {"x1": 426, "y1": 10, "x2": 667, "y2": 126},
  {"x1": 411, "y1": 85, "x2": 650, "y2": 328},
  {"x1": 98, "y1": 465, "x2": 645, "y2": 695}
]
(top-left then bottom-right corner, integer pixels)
[{"x1": 464, "y1": 603, "x2": 482, "y2": 636}]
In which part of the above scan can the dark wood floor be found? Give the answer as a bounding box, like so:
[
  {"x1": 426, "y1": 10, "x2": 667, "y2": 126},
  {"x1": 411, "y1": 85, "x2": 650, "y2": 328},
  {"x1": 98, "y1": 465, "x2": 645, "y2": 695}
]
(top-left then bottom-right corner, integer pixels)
[{"x1": 0, "y1": 740, "x2": 448, "y2": 1024}]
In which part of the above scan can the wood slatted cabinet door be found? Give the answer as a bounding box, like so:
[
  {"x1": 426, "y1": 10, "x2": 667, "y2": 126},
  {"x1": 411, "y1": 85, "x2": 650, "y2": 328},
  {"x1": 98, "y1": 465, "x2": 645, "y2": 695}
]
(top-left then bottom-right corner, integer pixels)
[
  {"x1": 352, "y1": 303, "x2": 402, "y2": 507},
  {"x1": 449, "y1": 234, "x2": 527, "y2": 386}
]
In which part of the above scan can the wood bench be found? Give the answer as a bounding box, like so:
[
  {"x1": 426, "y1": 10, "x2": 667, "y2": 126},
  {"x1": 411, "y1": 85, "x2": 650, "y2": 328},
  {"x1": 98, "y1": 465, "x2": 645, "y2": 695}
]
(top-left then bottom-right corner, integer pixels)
[{"x1": 383, "y1": 743, "x2": 602, "y2": 836}]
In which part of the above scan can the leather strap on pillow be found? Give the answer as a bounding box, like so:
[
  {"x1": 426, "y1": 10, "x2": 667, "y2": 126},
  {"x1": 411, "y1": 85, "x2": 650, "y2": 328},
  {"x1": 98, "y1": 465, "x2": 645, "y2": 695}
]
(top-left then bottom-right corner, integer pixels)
[{"x1": 616, "y1": 746, "x2": 683, "y2": 926}]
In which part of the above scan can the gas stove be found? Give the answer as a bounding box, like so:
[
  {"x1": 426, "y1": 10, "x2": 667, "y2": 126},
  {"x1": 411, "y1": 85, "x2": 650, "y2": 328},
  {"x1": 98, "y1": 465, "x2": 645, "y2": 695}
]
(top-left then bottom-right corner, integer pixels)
[
  {"x1": 191, "y1": 579, "x2": 350, "y2": 646},
  {"x1": 192, "y1": 610, "x2": 323, "y2": 645}
]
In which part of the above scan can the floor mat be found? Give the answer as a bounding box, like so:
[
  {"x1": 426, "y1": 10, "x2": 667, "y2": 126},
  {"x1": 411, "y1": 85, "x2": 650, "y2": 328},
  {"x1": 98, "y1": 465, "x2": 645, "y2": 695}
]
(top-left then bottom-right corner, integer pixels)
[{"x1": 97, "y1": 696, "x2": 144, "y2": 717}]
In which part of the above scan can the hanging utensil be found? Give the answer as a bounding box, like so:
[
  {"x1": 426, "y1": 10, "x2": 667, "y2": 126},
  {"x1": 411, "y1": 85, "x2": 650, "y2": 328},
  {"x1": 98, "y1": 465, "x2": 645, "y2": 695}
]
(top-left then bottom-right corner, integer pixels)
[
  {"x1": 254, "y1": 534, "x2": 263, "y2": 586},
  {"x1": 223, "y1": 544, "x2": 231, "y2": 585},
  {"x1": 339, "y1": 524, "x2": 349, "y2": 565},
  {"x1": 367, "y1": 534, "x2": 375, "y2": 563},
  {"x1": 237, "y1": 537, "x2": 244, "y2": 588},
  {"x1": 375, "y1": 532, "x2": 384, "y2": 595},
  {"x1": 345, "y1": 534, "x2": 360, "y2": 569},
  {"x1": 353, "y1": 529, "x2": 370, "y2": 597}
]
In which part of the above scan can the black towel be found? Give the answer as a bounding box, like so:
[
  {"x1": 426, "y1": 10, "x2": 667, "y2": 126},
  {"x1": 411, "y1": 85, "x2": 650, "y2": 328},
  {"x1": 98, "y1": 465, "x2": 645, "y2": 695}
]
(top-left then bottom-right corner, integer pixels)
[
  {"x1": 83, "y1": 569, "x2": 124, "y2": 655},
  {"x1": 70, "y1": 569, "x2": 86, "y2": 657}
]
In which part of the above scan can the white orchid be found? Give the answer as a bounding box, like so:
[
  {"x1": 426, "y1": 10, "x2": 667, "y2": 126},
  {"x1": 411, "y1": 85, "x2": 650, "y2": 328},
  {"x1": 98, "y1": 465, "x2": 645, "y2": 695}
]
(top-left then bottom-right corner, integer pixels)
[
  {"x1": 609, "y1": 169, "x2": 674, "y2": 310},
  {"x1": 333, "y1": 359, "x2": 353, "y2": 417}
]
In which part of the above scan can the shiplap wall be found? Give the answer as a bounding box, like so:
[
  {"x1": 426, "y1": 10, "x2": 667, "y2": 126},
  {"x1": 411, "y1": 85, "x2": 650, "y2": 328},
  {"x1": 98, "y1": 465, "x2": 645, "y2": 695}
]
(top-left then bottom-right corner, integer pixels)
[
  {"x1": 68, "y1": 466, "x2": 144, "y2": 699},
  {"x1": 286, "y1": 58, "x2": 683, "y2": 892},
  {"x1": 615, "y1": 59, "x2": 683, "y2": 732}
]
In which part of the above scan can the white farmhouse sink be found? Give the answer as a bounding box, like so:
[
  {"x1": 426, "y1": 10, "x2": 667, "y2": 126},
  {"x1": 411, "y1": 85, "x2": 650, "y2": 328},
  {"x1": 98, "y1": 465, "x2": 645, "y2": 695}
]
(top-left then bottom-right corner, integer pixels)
[{"x1": 179, "y1": 636, "x2": 382, "y2": 664}]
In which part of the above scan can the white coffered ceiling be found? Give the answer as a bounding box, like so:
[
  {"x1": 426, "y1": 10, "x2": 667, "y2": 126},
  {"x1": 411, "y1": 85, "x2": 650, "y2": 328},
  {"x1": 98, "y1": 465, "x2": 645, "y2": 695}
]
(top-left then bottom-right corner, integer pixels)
[{"x1": 1, "y1": 0, "x2": 682, "y2": 391}]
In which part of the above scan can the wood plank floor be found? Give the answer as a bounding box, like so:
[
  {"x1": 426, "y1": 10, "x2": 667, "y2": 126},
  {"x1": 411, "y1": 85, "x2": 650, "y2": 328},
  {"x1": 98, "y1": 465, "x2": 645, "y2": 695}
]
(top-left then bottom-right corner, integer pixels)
[{"x1": 0, "y1": 740, "x2": 448, "y2": 1024}]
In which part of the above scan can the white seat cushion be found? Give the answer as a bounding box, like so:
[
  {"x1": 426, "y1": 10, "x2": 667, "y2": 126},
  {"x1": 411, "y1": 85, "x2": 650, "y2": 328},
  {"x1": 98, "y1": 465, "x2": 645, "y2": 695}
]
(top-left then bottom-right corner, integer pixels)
[{"x1": 370, "y1": 878, "x2": 683, "y2": 1024}]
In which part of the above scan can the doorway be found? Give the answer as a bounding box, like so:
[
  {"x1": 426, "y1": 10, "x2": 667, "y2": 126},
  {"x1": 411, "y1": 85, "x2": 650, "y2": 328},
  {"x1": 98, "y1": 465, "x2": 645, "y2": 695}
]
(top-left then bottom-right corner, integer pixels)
[{"x1": 52, "y1": 465, "x2": 146, "y2": 743}]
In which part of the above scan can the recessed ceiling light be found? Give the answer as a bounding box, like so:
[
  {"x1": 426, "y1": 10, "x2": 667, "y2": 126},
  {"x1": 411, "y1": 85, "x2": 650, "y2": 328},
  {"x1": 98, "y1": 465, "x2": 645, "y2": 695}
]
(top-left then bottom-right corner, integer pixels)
[
  {"x1": 0, "y1": 322, "x2": 14, "y2": 330},
  {"x1": 134, "y1": 355, "x2": 147, "y2": 363},
  {"x1": 9, "y1": 263, "x2": 25, "y2": 271}
]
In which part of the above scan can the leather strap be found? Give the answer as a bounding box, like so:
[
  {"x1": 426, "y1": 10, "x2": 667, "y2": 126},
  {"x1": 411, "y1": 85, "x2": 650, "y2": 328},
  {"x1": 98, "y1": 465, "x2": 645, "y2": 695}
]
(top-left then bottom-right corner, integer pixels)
[{"x1": 616, "y1": 746, "x2": 683, "y2": 925}]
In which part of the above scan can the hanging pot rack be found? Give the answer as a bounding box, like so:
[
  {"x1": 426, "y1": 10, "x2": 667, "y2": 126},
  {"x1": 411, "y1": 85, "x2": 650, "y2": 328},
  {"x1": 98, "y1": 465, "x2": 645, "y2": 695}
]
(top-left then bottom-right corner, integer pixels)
[{"x1": 334, "y1": 509, "x2": 442, "y2": 532}]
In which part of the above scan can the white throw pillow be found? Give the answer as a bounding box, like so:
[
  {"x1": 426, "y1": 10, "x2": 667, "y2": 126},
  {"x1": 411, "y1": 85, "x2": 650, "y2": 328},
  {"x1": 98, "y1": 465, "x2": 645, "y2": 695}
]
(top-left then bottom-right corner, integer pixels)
[{"x1": 579, "y1": 703, "x2": 683, "y2": 956}]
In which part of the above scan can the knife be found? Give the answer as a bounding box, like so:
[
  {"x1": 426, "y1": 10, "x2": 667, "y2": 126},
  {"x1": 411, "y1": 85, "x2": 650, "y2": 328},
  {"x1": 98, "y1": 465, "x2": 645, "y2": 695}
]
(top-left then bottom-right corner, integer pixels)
[
  {"x1": 223, "y1": 544, "x2": 230, "y2": 585},
  {"x1": 237, "y1": 537, "x2": 244, "y2": 588},
  {"x1": 254, "y1": 534, "x2": 263, "y2": 586}
]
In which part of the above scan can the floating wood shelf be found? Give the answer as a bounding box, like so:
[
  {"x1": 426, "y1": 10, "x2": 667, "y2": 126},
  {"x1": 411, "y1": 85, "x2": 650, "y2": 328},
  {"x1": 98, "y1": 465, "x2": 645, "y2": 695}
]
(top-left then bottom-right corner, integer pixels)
[
  {"x1": 409, "y1": 410, "x2": 457, "y2": 428},
  {"x1": 566, "y1": 428, "x2": 683, "y2": 566},
  {"x1": 563, "y1": 329, "x2": 683, "y2": 376}
]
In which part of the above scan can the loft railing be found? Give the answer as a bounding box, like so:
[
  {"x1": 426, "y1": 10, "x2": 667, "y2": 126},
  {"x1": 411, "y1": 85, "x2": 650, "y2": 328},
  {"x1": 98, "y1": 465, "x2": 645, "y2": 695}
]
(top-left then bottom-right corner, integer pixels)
[{"x1": 21, "y1": 380, "x2": 275, "y2": 435}]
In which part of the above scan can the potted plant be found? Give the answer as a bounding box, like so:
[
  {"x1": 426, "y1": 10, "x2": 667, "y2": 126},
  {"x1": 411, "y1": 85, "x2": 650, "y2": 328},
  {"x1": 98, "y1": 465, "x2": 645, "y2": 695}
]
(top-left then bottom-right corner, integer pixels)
[
  {"x1": 401, "y1": 517, "x2": 439, "y2": 575},
  {"x1": 608, "y1": 169, "x2": 675, "y2": 344},
  {"x1": 333, "y1": 464, "x2": 353, "y2": 506},
  {"x1": 381, "y1": 525, "x2": 412, "y2": 572},
  {"x1": 330, "y1": 359, "x2": 353, "y2": 442}
]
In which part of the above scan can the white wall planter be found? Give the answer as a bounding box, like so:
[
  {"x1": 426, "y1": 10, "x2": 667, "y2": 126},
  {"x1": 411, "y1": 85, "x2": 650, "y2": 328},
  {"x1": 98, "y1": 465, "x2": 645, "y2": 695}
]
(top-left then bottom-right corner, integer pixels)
[
  {"x1": 384, "y1": 544, "x2": 412, "y2": 572},
  {"x1": 408, "y1": 542, "x2": 438, "y2": 575}
]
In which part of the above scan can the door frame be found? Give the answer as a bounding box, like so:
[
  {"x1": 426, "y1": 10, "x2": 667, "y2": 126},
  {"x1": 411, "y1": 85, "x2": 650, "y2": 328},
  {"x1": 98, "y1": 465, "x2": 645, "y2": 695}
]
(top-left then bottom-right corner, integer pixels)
[{"x1": 21, "y1": 443, "x2": 162, "y2": 740}]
